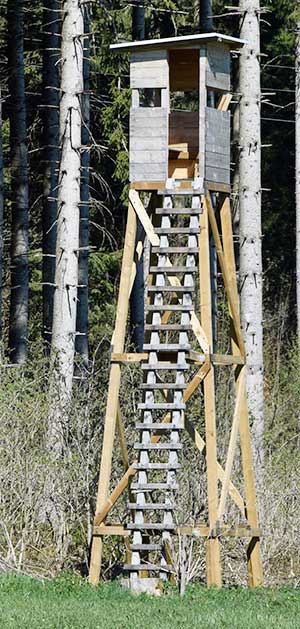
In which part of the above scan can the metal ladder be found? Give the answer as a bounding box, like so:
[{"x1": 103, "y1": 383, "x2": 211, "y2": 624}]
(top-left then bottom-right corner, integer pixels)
[{"x1": 124, "y1": 190, "x2": 202, "y2": 580}]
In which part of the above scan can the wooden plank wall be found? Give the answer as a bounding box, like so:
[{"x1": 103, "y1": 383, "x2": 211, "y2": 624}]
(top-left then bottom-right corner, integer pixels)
[
  {"x1": 130, "y1": 50, "x2": 168, "y2": 89},
  {"x1": 129, "y1": 50, "x2": 169, "y2": 183},
  {"x1": 129, "y1": 108, "x2": 168, "y2": 182},
  {"x1": 205, "y1": 108, "x2": 230, "y2": 184},
  {"x1": 206, "y1": 43, "x2": 230, "y2": 92}
]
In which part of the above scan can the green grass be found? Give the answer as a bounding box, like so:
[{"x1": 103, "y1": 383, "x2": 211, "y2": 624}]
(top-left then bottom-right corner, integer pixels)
[{"x1": 0, "y1": 573, "x2": 299, "y2": 629}]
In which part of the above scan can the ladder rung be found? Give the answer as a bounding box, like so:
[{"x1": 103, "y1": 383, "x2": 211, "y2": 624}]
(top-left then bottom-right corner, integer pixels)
[
  {"x1": 145, "y1": 304, "x2": 194, "y2": 312},
  {"x1": 129, "y1": 544, "x2": 162, "y2": 551},
  {"x1": 156, "y1": 208, "x2": 201, "y2": 215},
  {"x1": 128, "y1": 503, "x2": 175, "y2": 510},
  {"x1": 124, "y1": 563, "x2": 173, "y2": 571},
  {"x1": 135, "y1": 423, "x2": 184, "y2": 430},
  {"x1": 140, "y1": 382, "x2": 186, "y2": 391},
  {"x1": 126, "y1": 522, "x2": 175, "y2": 530},
  {"x1": 143, "y1": 344, "x2": 190, "y2": 352},
  {"x1": 154, "y1": 227, "x2": 200, "y2": 235},
  {"x1": 152, "y1": 247, "x2": 198, "y2": 254},
  {"x1": 133, "y1": 463, "x2": 181, "y2": 470},
  {"x1": 138, "y1": 403, "x2": 185, "y2": 411},
  {"x1": 144, "y1": 324, "x2": 192, "y2": 332},
  {"x1": 149, "y1": 266, "x2": 197, "y2": 274},
  {"x1": 134, "y1": 442, "x2": 183, "y2": 450},
  {"x1": 157, "y1": 190, "x2": 203, "y2": 197},
  {"x1": 147, "y1": 286, "x2": 194, "y2": 293},
  {"x1": 131, "y1": 483, "x2": 179, "y2": 491},
  {"x1": 141, "y1": 363, "x2": 188, "y2": 370},
  {"x1": 140, "y1": 383, "x2": 186, "y2": 390}
]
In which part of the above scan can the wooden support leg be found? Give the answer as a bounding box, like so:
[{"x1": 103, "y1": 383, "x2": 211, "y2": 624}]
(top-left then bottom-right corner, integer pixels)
[
  {"x1": 200, "y1": 197, "x2": 221, "y2": 587},
  {"x1": 89, "y1": 204, "x2": 137, "y2": 586},
  {"x1": 220, "y1": 195, "x2": 263, "y2": 587},
  {"x1": 239, "y1": 383, "x2": 263, "y2": 587}
]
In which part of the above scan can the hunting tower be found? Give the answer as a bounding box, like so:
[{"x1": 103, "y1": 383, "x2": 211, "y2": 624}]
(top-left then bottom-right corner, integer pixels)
[{"x1": 89, "y1": 33, "x2": 263, "y2": 593}]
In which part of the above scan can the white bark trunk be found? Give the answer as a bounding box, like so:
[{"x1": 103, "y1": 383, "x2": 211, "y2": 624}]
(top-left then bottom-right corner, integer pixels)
[
  {"x1": 75, "y1": 5, "x2": 90, "y2": 370},
  {"x1": 239, "y1": 0, "x2": 264, "y2": 470},
  {"x1": 50, "y1": 0, "x2": 83, "y2": 436},
  {"x1": 296, "y1": 26, "x2": 300, "y2": 347},
  {"x1": 42, "y1": 0, "x2": 60, "y2": 348}
]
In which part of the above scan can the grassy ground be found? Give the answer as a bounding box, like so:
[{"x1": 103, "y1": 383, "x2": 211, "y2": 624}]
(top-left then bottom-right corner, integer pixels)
[{"x1": 0, "y1": 573, "x2": 299, "y2": 629}]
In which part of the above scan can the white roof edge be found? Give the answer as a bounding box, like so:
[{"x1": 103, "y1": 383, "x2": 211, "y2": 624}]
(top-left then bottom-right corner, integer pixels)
[{"x1": 110, "y1": 32, "x2": 247, "y2": 53}]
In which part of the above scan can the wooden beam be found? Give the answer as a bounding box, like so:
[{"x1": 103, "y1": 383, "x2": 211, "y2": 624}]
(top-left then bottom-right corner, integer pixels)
[
  {"x1": 183, "y1": 361, "x2": 210, "y2": 400},
  {"x1": 205, "y1": 193, "x2": 245, "y2": 357},
  {"x1": 111, "y1": 353, "x2": 148, "y2": 364},
  {"x1": 187, "y1": 351, "x2": 245, "y2": 366},
  {"x1": 239, "y1": 373, "x2": 264, "y2": 587},
  {"x1": 89, "y1": 203, "x2": 137, "y2": 586},
  {"x1": 220, "y1": 195, "x2": 263, "y2": 586},
  {"x1": 217, "y1": 93, "x2": 232, "y2": 111},
  {"x1": 217, "y1": 367, "x2": 246, "y2": 521},
  {"x1": 93, "y1": 525, "x2": 130, "y2": 536},
  {"x1": 116, "y1": 403, "x2": 130, "y2": 471},
  {"x1": 178, "y1": 525, "x2": 261, "y2": 538},
  {"x1": 93, "y1": 524, "x2": 260, "y2": 539},
  {"x1": 199, "y1": 195, "x2": 222, "y2": 587},
  {"x1": 199, "y1": 47, "x2": 207, "y2": 182}
]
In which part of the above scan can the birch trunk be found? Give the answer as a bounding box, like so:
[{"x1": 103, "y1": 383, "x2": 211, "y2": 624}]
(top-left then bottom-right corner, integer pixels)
[
  {"x1": 49, "y1": 0, "x2": 83, "y2": 446},
  {"x1": 42, "y1": 0, "x2": 60, "y2": 348},
  {"x1": 239, "y1": 0, "x2": 264, "y2": 470},
  {"x1": 296, "y1": 24, "x2": 300, "y2": 347},
  {"x1": 130, "y1": 0, "x2": 145, "y2": 352},
  {"x1": 7, "y1": 0, "x2": 29, "y2": 364},
  {"x1": 75, "y1": 5, "x2": 90, "y2": 370}
]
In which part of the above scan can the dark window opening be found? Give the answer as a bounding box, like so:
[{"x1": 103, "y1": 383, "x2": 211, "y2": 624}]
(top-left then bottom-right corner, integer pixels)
[{"x1": 139, "y1": 88, "x2": 162, "y2": 107}]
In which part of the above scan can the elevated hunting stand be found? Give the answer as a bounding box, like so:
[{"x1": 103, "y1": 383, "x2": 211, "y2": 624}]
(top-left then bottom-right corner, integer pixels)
[{"x1": 89, "y1": 32, "x2": 263, "y2": 592}]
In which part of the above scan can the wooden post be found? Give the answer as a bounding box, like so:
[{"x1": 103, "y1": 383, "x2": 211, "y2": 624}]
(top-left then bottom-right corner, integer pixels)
[
  {"x1": 199, "y1": 197, "x2": 222, "y2": 587},
  {"x1": 220, "y1": 195, "x2": 263, "y2": 587},
  {"x1": 89, "y1": 203, "x2": 137, "y2": 585}
]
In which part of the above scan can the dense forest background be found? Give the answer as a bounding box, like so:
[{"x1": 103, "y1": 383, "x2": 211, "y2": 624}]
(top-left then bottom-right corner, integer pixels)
[{"x1": 0, "y1": 0, "x2": 299, "y2": 586}]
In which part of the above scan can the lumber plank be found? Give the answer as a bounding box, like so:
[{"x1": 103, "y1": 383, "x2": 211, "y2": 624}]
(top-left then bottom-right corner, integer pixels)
[
  {"x1": 220, "y1": 195, "x2": 263, "y2": 586},
  {"x1": 205, "y1": 194, "x2": 245, "y2": 357},
  {"x1": 217, "y1": 367, "x2": 246, "y2": 520},
  {"x1": 93, "y1": 525, "x2": 130, "y2": 536},
  {"x1": 89, "y1": 203, "x2": 137, "y2": 586},
  {"x1": 199, "y1": 193, "x2": 222, "y2": 587},
  {"x1": 111, "y1": 352, "x2": 148, "y2": 364}
]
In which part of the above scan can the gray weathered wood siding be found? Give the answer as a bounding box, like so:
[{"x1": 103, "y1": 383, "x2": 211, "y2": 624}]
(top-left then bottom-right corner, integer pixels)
[
  {"x1": 205, "y1": 107, "x2": 230, "y2": 184},
  {"x1": 130, "y1": 50, "x2": 169, "y2": 89},
  {"x1": 206, "y1": 43, "x2": 230, "y2": 92},
  {"x1": 129, "y1": 108, "x2": 168, "y2": 182}
]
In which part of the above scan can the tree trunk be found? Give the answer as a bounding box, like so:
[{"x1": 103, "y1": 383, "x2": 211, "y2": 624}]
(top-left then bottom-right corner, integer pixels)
[
  {"x1": 42, "y1": 0, "x2": 60, "y2": 349},
  {"x1": 75, "y1": 4, "x2": 90, "y2": 370},
  {"x1": 239, "y1": 0, "x2": 264, "y2": 470},
  {"x1": 296, "y1": 24, "x2": 300, "y2": 348},
  {"x1": 7, "y1": 0, "x2": 29, "y2": 364},
  {"x1": 199, "y1": 0, "x2": 213, "y2": 31},
  {"x1": 0, "y1": 92, "x2": 3, "y2": 349},
  {"x1": 49, "y1": 0, "x2": 83, "y2": 440},
  {"x1": 132, "y1": 0, "x2": 145, "y2": 41},
  {"x1": 130, "y1": 0, "x2": 145, "y2": 352}
]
